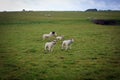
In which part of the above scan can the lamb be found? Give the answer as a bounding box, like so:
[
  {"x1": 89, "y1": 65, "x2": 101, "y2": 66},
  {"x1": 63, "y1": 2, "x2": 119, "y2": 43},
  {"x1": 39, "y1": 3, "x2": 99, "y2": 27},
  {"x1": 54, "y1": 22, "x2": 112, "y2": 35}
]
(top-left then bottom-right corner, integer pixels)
[
  {"x1": 62, "y1": 39, "x2": 74, "y2": 50},
  {"x1": 45, "y1": 40, "x2": 57, "y2": 52},
  {"x1": 56, "y1": 35, "x2": 64, "y2": 40},
  {"x1": 42, "y1": 32, "x2": 57, "y2": 40}
]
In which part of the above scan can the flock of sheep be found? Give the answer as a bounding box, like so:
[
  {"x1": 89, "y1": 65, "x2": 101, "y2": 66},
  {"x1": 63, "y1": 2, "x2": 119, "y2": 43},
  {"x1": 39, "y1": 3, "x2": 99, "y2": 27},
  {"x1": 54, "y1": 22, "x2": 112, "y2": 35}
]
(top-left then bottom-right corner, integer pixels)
[{"x1": 43, "y1": 31, "x2": 74, "y2": 52}]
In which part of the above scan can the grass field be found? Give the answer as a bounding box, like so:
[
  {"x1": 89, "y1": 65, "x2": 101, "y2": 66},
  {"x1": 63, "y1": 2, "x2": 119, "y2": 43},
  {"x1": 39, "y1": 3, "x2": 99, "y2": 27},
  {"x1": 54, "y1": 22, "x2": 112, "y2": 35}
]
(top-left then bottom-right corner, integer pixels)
[{"x1": 0, "y1": 11, "x2": 120, "y2": 80}]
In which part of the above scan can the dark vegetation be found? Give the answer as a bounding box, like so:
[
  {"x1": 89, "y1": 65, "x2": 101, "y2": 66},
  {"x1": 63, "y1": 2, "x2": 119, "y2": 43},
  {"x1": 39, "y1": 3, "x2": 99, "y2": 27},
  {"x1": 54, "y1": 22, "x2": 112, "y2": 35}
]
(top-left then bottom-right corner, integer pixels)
[
  {"x1": 85, "y1": 9, "x2": 97, "y2": 12},
  {"x1": 92, "y1": 19, "x2": 120, "y2": 25}
]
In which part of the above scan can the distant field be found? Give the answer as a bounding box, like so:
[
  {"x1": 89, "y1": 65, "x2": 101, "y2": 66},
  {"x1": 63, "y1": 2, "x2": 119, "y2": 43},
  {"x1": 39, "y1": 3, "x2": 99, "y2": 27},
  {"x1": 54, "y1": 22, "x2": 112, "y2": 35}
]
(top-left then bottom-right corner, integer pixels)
[{"x1": 0, "y1": 11, "x2": 120, "y2": 80}]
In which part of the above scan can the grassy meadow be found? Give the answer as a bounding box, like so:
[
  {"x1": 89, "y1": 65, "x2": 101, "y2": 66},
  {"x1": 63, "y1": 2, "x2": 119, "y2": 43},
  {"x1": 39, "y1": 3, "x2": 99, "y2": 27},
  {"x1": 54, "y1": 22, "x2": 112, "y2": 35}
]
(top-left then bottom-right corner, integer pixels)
[{"x1": 0, "y1": 11, "x2": 120, "y2": 80}]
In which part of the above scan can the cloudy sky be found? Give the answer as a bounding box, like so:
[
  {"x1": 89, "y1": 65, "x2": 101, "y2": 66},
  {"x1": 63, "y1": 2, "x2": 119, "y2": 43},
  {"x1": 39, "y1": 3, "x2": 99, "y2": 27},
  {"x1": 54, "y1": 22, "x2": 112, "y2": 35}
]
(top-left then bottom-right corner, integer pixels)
[{"x1": 0, "y1": 0, "x2": 120, "y2": 11}]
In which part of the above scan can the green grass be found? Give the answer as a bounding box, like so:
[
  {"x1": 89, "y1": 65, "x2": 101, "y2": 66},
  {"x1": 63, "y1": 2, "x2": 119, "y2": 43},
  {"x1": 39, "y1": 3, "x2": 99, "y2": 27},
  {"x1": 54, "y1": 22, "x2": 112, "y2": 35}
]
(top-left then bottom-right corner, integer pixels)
[{"x1": 0, "y1": 11, "x2": 120, "y2": 80}]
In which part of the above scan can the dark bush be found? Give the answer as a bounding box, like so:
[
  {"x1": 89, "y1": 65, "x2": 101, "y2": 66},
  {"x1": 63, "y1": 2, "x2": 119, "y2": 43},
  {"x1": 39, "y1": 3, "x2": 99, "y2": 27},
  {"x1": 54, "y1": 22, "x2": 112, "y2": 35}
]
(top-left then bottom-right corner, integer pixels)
[
  {"x1": 92, "y1": 19, "x2": 120, "y2": 25},
  {"x1": 85, "y1": 9, "x2": 97, "y2": 12}
]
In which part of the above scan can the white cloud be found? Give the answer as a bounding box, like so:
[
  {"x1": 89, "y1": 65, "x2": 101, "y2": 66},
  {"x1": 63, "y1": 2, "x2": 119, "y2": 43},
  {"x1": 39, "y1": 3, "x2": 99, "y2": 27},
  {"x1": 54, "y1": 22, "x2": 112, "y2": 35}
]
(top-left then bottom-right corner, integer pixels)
[
  {"x1": 33, "y1": 0, "x2": 77, "y2": 11},
  {"x1": 0, "y1": 0, "x2": 119, "y2": 11}
]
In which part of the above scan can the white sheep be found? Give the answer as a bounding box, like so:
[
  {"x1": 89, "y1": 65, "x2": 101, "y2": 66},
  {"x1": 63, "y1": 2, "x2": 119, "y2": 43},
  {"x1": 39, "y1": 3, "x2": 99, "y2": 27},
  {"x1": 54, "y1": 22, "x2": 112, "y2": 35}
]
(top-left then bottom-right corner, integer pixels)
[
  {"x1": 62, "y1": 39, "x2": 74, "y2": 50},
  {"x1": 56, "y1": 35, "x2": 64, "y2": 40},
  {"x1": 45, "y1": 40, "x2": 57, "y2": 52},
  {"x1": 42, "y1": 32, "x2": 57, "y2": 40}
]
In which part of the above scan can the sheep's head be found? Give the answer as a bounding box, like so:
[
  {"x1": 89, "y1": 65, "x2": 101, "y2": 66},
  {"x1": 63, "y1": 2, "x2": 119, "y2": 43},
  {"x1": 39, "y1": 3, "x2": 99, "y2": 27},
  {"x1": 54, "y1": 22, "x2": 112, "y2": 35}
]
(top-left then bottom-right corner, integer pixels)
[
  {"x1": 52, "y1": 40, "x2": 57, "y2": 45},
  {"x1": 71, "y1": 39, "x2": 74, "y2": 42},
  {"x1": 49, "y1": 31, "x2": 57, "y2": 36},
  {"x1": 53, "y1": 40, "x2": 57, "y2": 42},
  {"x1": 54, "y1": 33, "x2": 57, "y2": 36}
]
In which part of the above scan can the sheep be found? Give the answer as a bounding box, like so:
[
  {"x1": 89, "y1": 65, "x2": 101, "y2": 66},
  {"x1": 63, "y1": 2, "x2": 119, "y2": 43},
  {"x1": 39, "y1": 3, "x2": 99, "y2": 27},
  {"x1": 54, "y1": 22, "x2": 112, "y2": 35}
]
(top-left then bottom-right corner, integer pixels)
[
  {"x1": 45, "y1": 40, "x2": 57, "y2": 52},
  {"x1": 42, "y1": 32, "x2": 57, "y2": 40},
  {"x1": 56, "y1": 35, "x2": 64, "y2": 40},
  {"x1": 62, "y1": 39, "x2": 74, "y2": 50}
]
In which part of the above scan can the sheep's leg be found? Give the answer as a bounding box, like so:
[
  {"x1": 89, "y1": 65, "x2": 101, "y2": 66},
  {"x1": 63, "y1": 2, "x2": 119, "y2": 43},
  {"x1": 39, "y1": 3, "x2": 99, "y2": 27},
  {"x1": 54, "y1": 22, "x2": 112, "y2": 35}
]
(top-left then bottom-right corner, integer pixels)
[
  {"x1": 48, "y1": 47, "x2": 51, "y2": 52},
  {"x1": 65, "y1": 45, "x2": 68, "y2": 50},
  {"x1": 44, "y1": 46, "x2": 49, "y2": 53},
  {"x1": 50, "y1": 48, "x2": 53, "y2": 52},
  {"x1": 45, "y1": 46, "x2": 47, "y2": 51},
  {"x1": 43, "y1": 35, "x2": 50, "y2": 40}
]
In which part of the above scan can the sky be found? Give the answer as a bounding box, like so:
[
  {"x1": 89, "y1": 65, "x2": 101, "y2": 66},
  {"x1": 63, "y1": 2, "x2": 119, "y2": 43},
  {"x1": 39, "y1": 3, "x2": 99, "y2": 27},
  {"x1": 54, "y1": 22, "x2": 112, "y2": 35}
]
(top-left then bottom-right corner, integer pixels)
[{"x1": 0, "y1": 0, "x2": 120, "y2": 11}]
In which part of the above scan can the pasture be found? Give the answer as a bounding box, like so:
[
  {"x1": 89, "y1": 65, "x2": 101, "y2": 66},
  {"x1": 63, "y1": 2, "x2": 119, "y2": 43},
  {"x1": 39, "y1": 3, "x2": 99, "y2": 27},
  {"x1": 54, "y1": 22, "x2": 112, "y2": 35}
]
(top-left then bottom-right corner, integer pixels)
[{"x1": 0, "y1": 11, "x2": 120, "y2": 80}]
